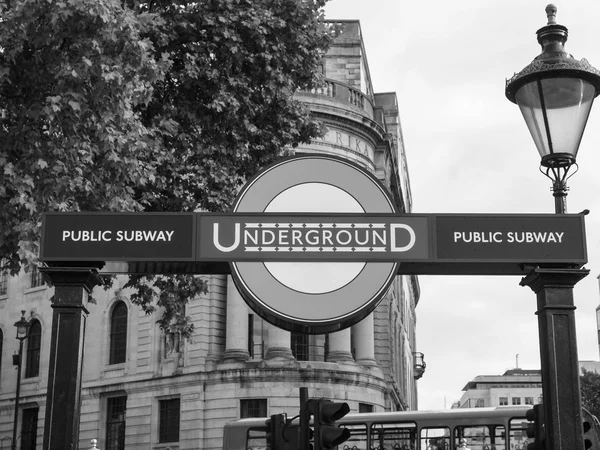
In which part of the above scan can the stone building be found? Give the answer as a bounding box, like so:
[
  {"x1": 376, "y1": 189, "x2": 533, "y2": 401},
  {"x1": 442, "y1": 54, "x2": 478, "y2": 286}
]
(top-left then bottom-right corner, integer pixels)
[
  {"x1": 452, "y1": 369, "x2": 543, "y2": 409},
  {"x1": 0, "y1": 20, "x2": 423, "y2": 450}
]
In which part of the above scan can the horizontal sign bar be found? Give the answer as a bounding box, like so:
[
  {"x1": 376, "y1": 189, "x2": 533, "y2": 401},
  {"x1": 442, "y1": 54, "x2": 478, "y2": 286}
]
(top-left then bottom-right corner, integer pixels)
[{"x1": 40, "y1": 212, "x2": 587, "y2": 274}]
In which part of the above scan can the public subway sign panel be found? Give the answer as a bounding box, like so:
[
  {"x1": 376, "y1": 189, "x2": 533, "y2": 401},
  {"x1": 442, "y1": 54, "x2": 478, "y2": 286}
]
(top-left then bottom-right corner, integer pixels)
[{"x1": 39, "y1": 155, "x2": 588, "y2": 334}]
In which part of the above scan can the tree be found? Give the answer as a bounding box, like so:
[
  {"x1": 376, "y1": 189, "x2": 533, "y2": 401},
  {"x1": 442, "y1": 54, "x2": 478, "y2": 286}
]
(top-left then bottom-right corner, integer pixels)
[
  {"x1": 0, "y1": 0, "x2": 333, "y2": 335},
  {"x1": 581, "y1": 368, "x2": 600, "y2": 419}
]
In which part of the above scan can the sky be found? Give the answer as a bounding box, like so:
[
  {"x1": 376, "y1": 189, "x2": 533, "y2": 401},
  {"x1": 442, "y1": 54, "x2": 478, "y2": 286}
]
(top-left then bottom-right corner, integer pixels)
[{"x1": 323, "y1": 0, "x2": 600, "y2": 411}]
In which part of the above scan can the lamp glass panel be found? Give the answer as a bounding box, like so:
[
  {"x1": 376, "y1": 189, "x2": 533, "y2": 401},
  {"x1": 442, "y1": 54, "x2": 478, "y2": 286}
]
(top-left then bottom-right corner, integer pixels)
[
  {"x1": 16, "y1": 323, "x2": 27, "y2": 338},
  {"x1": 515, "y1": 77, "x2": 595, "y2": 159}
]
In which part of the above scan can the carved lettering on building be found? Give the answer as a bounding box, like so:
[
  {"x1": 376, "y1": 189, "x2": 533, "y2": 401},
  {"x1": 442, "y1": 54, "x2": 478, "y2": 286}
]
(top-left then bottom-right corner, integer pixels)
[{"x1": 318, "y1": 129, "x2": 373, "y2": 158}]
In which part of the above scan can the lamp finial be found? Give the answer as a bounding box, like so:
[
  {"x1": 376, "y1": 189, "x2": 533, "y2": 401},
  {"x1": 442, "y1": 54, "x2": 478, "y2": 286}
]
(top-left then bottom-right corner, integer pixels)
[{"x1": 546, "y1": 4, "x2": 557, "y2": 25}]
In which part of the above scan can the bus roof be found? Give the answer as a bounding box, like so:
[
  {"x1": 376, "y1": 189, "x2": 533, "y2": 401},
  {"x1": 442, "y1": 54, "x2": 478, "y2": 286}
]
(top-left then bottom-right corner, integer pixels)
[{"x1": 223, "y1": 406, "x2": 533, "y2": 429}]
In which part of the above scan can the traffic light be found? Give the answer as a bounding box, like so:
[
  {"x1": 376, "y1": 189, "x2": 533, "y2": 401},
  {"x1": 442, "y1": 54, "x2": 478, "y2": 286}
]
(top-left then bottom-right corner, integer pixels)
[
  {"x1": 525, "y1": 404, "x2": 546, "y2": 450},
  {"x1": 300, "y1": 404, "x2": 314, "y2": 450},
  {"x1": 266, "y1": 414, "x2": 299, "y2": 450},
  {"x1": 582, "y1": 407, "x2": 600, "y2": 450},
  {"x1": 312, "y1": 398, "x2": 351, "y2": 450},
  {"x1": 266, "y1": 414, "x2": 286, "y2": 450}
]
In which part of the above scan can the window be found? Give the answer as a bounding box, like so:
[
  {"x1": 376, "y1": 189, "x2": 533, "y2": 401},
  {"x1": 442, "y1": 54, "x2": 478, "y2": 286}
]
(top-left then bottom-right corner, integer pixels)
[
  {"x1": 0, "y1": 270, "x2": 7, "y2": 296},
  {"x1": 0, "y1": 329, "x2": 3, "y2": 372},
  {"x1": 30, "y1": 266, "x2": 44, "y2": 289},
  {"x1": 499, "y1": 397, "x2": 508, "y2": 406},
  {"x1": 509, "y1": 418, "x2": 530, "y2": 450},
  {"x1": 106, "y1": 396, "x2": 127, "y2": 450},
  {"x1": 240, "y1": 399, "x2": 267, "y2": 418},
  {"x1": 512, "y1": 397, "x2": 521, "y2": 405},
  {"x1": 454, "y1": 425, "x2": 506, "y2": 450},
  {"x1": 475, "y1": 399, "x2": 485, "y2": 408},
  {"x1": 359, "y1": 403, "x2": 373, "y2": 413},
  {"x1": 370, "y1": 423, "x2": 415, "y2": 450},
  {"x1": 159, "y1": 398, "x2": 180, "y2": 443},
  {"x1": 291, "y1": 332, "x2": 309, "y2": 361},
  {"x1": 109, "y1": 302, "x2": 127, "y2": 365},
  {"x1": 21, "y1": 407, "x2": 38, "y2": 450},
  {"x1": 421, "y1": 426, "x2": 450, "y2": 450},
  {"x1": 247, "y1": 428, "x2": 269, "y2": 450},
  {"x1": 25, "y1": 320, "x2": 41, "y2": 378},
  {"x1": 524, "y1": 397, "x2": 534, "y2": 405},
  {"x1": 248, "y1": 314, "x2": 254, "y2": 357}
]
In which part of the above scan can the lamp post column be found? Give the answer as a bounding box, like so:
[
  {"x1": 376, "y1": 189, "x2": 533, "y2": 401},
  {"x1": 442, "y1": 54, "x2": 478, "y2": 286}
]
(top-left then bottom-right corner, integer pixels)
[
  {"x1": 40, "y1": 266, "x2": 102, "y2": 450},
  {"x1": 11, "y1": 339, "x2": 24, "y2": 450},
  {"x1": 520, "y1": 267, "x2": 588, "y2": 450},
  {"x1": 552, "y1": 179, "x2": 568, "y2": 215},
  {"x1": 505, "y1": 6, "x2": 600, "y2": 450},
  {"x1": 12, "y1": 310, "x2": 30, "y2": 450}
]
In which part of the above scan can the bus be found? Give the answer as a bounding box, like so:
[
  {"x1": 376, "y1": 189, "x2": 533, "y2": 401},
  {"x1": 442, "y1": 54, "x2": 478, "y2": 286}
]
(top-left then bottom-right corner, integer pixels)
[{"x1": 223, "y1": 406, "x2": 534, "y2": 450}]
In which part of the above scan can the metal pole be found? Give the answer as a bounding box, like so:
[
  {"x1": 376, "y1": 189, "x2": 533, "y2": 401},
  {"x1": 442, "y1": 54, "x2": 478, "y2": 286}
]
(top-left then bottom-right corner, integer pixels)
[
  {"x1": 552, "y1": 179, "x2": 568, "y2": 214},
  {"x1": 12, "y1": 340, "x2": 23, "y2": 450},
  {"x1": 299, "y1": 387, "x2": 309, "y2": 450},
  {"x1": 521, "y1": 267, "x2": 588, "y2": 450},
  {"x1": 40, "y1": 266, "x2": 102, "y2": 450}
]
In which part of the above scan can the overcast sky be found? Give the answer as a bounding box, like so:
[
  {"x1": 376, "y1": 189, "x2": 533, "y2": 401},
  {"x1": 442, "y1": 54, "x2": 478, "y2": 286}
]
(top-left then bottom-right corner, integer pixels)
[{"x1": 323, "y1": 0, "x2": 600, "y2": 410}]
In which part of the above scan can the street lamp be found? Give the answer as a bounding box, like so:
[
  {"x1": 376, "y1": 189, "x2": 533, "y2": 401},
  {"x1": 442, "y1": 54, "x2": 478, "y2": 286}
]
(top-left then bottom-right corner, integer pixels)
[
  {"x1": 505, "y1": 4, "x2": 600, "y2": 214},
  {"x1": 506, "y1": 6, "x2": 600, "y2": 450},
  {"x1": 12, "y1": 310, "x2": 29, "y2": 450}
]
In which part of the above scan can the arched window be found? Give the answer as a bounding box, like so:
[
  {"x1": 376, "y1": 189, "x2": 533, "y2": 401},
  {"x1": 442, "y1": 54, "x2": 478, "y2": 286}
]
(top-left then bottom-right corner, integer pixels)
[
  {"x1": 109, "y1": 302, "x2": 128, "y2": 365},
  {"x1": 25, "y1": 320, "x2": 41, "y2": 378}
]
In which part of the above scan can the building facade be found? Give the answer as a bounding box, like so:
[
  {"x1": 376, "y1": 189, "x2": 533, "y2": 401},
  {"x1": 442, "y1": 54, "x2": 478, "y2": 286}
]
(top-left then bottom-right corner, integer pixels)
[
  {"x1": 453, "y1": 369, "x2": 542, "y2": 409},
  {"x1": 0, "y1": 21, "x2": 423, "y2": 450}
]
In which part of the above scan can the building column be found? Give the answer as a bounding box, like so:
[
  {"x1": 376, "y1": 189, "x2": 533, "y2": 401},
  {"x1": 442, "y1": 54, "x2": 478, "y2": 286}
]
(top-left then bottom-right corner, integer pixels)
[
  {"x1": 206, "y1": 275, "x2": 225, "y2": 363},
  {"x1": 222, "y1": 276, "x2": 250, "y2": 361},
  {"x1": 326, "y1": 328, "x2": 354, "y2": 362},
  {"x1": 265, "y1": 323, "x2": 294, "y2": 360},
  {"x1": 353, "y1": 314, "x2": 377, "y2": 366}
]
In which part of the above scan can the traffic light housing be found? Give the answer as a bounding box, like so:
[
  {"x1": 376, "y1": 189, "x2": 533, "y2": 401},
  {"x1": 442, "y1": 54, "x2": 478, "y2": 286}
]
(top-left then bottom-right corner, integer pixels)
[
  {"x1": 266, "y1": 414, "x2": 286, "y2": 450},
  {"x1": 266, "y1": 414, "x2": 299, "y2": 450},
  {"x1": 311, "y1": 398, "x2": 351, "y2": 450},
  {"x1": 525, "y1": 404, "x2": 546, "y2": 450},
  {"x1": 582, "y1": 407, "x2": 600, "y2": 450}
]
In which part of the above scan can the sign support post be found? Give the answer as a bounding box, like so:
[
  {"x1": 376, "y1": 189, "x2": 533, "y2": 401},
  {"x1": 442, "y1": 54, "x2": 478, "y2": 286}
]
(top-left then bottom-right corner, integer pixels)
[
  {"x1": 520, "y1": 267, "x2": 589, "y2": 450},
  {"x1": 40, "y1": 265, "x2": 102, "y2": 450}
]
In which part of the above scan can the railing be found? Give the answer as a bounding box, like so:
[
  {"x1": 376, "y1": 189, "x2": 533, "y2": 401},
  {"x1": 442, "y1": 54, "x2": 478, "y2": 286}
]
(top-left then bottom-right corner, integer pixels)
[
  {"x1": 302, "y1": 78, "x2": 374, "y2": 116},
  {"x1": 292, "y1": 341, "x2": 327, "y2": 362},
  {"x1": 310, "y1": 80, "x2": 336, "y2": 97},
  {"x1": 250, "y1": 342, "x2": 265, "y2": 360},
  {"x1": 349, "y1": 87, "x2": 364, "y2": 109}
]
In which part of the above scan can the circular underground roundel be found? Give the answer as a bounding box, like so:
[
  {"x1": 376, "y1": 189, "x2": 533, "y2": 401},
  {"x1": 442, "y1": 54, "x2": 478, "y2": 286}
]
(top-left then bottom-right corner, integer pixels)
[{"x1": 230, "y1": 154, "x2": 399, "y2": 334}]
